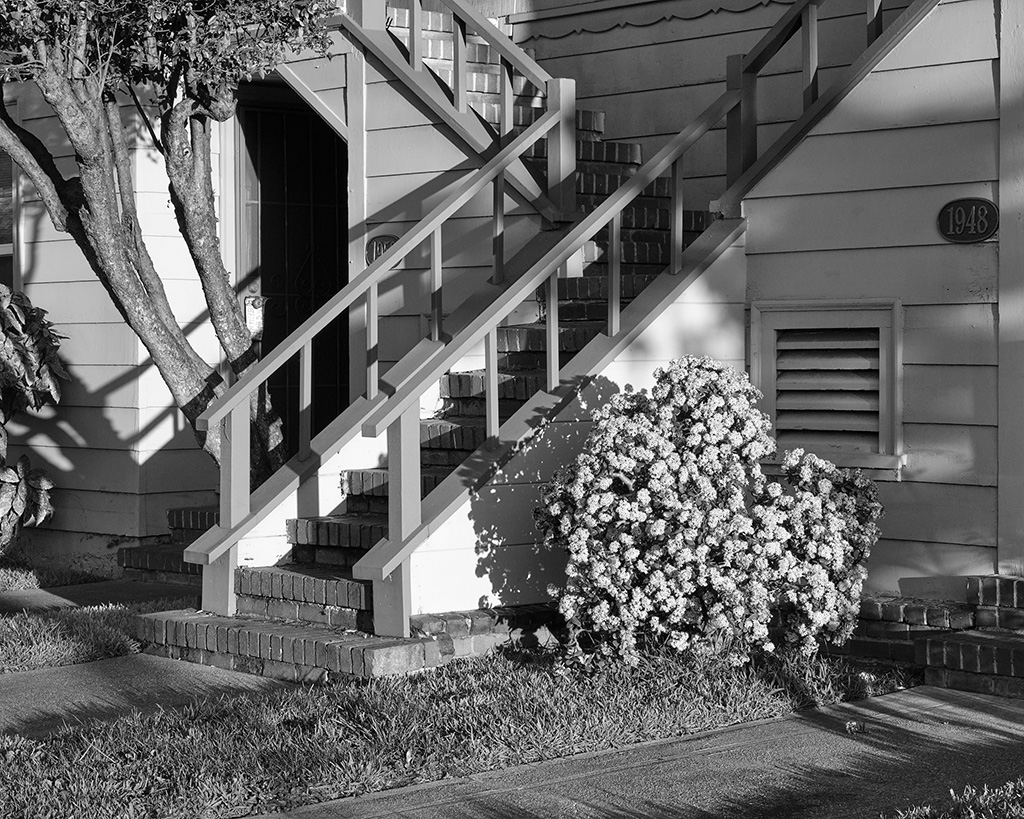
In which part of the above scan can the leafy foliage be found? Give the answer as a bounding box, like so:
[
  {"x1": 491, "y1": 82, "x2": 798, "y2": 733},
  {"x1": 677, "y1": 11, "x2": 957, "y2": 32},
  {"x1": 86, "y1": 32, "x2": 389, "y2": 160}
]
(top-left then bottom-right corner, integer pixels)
[
  {"x1": 535, "y1": 356, "x2": 882, "y2": 668},
  {"x1": 0, "y1": 0, "x2": 333, "y2": 92},
  {"x1": 0, "y1": 285, "x2": 64, "y2": 553}
]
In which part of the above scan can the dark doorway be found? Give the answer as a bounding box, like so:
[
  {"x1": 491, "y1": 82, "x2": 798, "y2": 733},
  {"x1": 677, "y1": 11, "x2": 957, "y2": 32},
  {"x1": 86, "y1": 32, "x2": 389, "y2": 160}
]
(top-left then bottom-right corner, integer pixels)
[{"x1": 237, "y1": 84, "x2": 349, "y2": 456}]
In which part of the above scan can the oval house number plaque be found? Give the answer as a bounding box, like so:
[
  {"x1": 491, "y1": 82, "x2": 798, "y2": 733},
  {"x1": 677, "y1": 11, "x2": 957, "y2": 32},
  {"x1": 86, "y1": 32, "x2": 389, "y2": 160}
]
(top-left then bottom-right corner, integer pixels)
[{"x1": 937, "y1": 198, "x2": 998, "y2": 243}]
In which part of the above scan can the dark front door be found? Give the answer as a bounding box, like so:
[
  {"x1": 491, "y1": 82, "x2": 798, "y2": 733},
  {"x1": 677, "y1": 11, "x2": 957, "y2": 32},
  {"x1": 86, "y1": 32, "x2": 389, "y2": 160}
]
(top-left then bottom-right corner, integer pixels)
[{"x1": 238, "y1": 86, "x2": 349, "y2": 456}]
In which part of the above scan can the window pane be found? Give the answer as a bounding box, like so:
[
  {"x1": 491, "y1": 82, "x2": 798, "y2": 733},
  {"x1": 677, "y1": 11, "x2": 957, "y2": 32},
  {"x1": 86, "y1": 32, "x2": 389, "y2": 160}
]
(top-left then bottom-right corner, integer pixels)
[{"x1": 0, "y1": 148, "x2": 11, "y2": 246}]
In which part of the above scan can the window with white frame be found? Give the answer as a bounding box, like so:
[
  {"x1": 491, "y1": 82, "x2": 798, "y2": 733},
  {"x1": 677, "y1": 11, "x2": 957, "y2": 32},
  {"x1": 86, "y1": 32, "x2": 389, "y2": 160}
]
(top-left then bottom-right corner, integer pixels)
[
  {"x1": 0, "y1": 146, "x2": 12, "y2": 289},
  {"x1": 750, "y1": 301, "x2": 904, "y2": 471}
]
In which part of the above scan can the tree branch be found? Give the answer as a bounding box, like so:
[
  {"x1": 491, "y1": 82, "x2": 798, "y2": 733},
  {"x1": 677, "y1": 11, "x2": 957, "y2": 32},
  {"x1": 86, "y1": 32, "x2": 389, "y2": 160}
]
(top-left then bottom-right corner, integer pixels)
[{"x1": 0, "y1": 94, "x2": 71, "y2": 232}]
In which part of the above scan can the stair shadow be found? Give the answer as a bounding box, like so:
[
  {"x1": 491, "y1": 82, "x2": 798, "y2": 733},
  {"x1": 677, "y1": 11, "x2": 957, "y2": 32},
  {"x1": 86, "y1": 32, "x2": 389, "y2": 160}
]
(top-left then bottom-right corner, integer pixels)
[{"x1": 468, "y1": 374, "x2": 620, "y2": 609}]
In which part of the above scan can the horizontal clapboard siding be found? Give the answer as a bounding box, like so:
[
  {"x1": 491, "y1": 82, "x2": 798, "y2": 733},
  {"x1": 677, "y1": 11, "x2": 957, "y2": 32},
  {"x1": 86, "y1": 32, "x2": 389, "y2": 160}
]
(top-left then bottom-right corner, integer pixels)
[{"x1": 744, "y1": 0, "x2": 997, "y2": 593}]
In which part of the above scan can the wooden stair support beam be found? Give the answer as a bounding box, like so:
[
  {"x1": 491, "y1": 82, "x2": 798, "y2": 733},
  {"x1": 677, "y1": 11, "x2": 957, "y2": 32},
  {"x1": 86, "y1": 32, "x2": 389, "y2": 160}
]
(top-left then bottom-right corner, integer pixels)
[
  {"x1": 330, "y1": 16, "x2": 562, "y2": 224},
  {"x1": 353, "y1": 219, "x2": 745, "y2": 582},
  {"x1": 715, "y1": 0, "x2": 943, "y2": 216}
]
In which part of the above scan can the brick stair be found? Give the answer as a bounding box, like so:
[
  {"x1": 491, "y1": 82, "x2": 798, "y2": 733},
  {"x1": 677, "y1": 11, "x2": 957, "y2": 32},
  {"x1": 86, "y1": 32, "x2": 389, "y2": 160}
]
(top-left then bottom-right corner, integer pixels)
[
  {"x1": 915, "y1": 576, "x2": 1024, "y2": 698},
  {"x1": 829, "y1": 576, "x2": 1024, "y2": 699},
  {"x1": 136, "y1": 559, "x2": 560, "y2": 680}
]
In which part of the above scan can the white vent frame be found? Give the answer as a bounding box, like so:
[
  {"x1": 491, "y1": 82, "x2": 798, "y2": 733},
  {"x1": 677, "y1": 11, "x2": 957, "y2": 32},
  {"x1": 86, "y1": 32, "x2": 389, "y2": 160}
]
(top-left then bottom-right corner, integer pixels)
[{"x1": 750, "y1": 299, "x2": 904, "y2": 471}]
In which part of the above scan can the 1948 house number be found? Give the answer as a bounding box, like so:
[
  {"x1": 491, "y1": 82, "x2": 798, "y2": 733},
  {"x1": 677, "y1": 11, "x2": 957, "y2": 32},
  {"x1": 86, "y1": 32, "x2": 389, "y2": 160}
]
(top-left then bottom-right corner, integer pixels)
[{"x1": 937, "y1": 198, "x2": 999, "y2": 243}]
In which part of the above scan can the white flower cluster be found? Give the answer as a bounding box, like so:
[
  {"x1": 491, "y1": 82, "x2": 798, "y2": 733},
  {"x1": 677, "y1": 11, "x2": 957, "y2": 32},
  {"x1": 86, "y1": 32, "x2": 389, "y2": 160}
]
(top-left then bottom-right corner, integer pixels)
[{"x1": 535, "y1": 356, "x2": 882, "y2": 667}]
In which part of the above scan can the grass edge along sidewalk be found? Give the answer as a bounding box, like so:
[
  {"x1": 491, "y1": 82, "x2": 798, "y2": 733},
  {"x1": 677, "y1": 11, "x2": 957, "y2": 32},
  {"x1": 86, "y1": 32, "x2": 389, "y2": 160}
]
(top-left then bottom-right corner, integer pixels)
[{"x1": 0, "y1": 645, "x2": 917, "y2": 818}]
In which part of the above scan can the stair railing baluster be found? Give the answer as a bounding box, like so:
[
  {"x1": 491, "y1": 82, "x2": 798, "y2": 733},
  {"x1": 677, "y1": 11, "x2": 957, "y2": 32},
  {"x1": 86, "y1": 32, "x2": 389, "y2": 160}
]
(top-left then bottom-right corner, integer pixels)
[
  {"x1": 493, "y1": 173, "x2": 505, "y2": 285},
  {"x1": 452, "y1": 14, "x2": 468, "y2": 113},
  {"x1": 608, "y1": 210, "x2": 622, "y2": 336},
  {"x1": 493, "y1": 58, "x2": 513, "y2": 285},
  {"x1": 409, "y1": 0, "x2": 423, "y2": 70},
  {"x1": 299, "y1": 341, "x2": 312, "y2": 460},
  {"x1": 802, "y1": 1, "x2": 820, "y2": 110},
  {"x1": 670, "y1": 159, "x2": 685, "y2": 273},
  {"x1": 866, "y1": 0, "x2": 883, "y2": 46},
  {"x1": 485, "y1": 328, "x2": 499, "y2": 446},
  {"x1": 430, "y1": 227, "x2": 443, "y2": 341},
  {"x1": 366, "y1": 284, "x2": 379, "y2": 399},
  {"x1": 546, "y1": 269, "x2": 560, "y2": 392}
]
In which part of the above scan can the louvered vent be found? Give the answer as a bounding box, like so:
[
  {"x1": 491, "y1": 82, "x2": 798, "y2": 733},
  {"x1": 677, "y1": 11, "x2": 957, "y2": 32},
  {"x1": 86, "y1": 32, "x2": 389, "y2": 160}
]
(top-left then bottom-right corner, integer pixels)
[{"x1": 774, "y1": 327, "x2": 880, "y2": 454}]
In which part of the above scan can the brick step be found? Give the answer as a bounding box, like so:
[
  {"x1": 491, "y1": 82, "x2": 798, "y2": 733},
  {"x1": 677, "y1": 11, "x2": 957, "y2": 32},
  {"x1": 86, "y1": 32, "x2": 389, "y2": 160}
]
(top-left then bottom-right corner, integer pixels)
[
  {"x1": 511, "y1": 107, "x2": 605, "y2": 136},
  {"x1": 287, "y1": 514, "x2": 387, "y2": 550},
  {"x1": 440, "y1": 368, "x2": 546, "y2": 400},
  {"x1": 967, "y1": 575, "x2": 1024, "y2": 609},
  {"x1": 420, "y1": 415, "x2": 489, "y2": 450},
  {"x1": 558, "y1": 273, "x2": 663, "y2": 300},
  {"x1": 441, "y1": 397, "x2": 528, "y2": 419},
  {"x1": 341, "y1": 466, "x2": 451, "y2": 505},
  {"x1": 577, "y1": 193, "x2": 671, "y2": 213},
  {"x1": 136, "y1": 609, "x2": 439, "y2": 680},
  {"x1": 499, "y1": 348, "x2": 583, "y2": 372},
  {"x1": 523, "y1": 157, "x2": 643, "y2": 182},
  {"x1": 498, "y1": 322, "x2": 603, "y2": 354},
  {"x1": 117, "y1": 544, "x2": 203, "y2": 587},
  {"x1": 858, "y1": 594, "x2": 976, "y2": 629},
  {"x1": 917, "y1": 629, "x2": 1024, "y2": 679},
  {"x1": 235, "y1": 564, "x2": 374, "y2": 631},
  {"x1": 523, "y1": 139, "x2": 641, "y2": 166}
]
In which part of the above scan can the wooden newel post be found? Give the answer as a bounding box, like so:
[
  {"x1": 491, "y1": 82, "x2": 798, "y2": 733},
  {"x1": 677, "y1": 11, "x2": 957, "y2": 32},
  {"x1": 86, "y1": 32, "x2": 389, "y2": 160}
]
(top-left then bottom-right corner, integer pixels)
[
  {"x1": 546, "y1": 77, "x2": 577, "y2": 220},
  {"x1": 204, "y1": 405, "x2": 248, "y2": 615},
  {"x1": 374, "y1": 404, "x2": 418, "y2": 637},
  {"x1": 726, "y1": 54, "x2": 757, "y2": 192}
]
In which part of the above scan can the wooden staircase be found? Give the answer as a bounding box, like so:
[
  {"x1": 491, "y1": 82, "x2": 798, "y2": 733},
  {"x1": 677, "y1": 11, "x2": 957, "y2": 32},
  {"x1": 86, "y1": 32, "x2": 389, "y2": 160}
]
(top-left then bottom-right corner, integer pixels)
[{"x1": 129, "y1": 0, "x2": 947, "y2": 679}]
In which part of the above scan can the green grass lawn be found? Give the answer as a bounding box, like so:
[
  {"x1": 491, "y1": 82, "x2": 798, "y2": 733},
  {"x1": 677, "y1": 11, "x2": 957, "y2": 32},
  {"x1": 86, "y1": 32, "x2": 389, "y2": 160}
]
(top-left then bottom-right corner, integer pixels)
[
  {"x1": 0, "y1": 597, "x2": 198, "y2": 674},
  {"x1": 0, "y1": 557, "x2": 106, "y2": 592},
  {"x1": 888, "y1": 778, "x2": 1024, "y2": 818},
  {"x1": 0, "y1": 645, "x2": 919, "y2": 819}
]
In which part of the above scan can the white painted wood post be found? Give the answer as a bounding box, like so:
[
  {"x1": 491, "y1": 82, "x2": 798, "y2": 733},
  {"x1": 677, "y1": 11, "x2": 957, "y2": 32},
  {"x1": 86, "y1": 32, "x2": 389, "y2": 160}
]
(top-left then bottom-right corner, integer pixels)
[
  {"x1": 408, "y1": 0, "x2": 423, "y2": 70},
  {"x1": 374, "y1": 405, "x2": 418, "y2": 637},
  {"x1": 452, "y1": 15, "x2": 468, "y2": 113},
  {"x1": 726, "y1": 54, "x2": 757, "y2": 191},
  {"x1": 204, "y1": 405, "x2": 248, "y2": 615},
  {"x1": 998, "y1": 0, "x2": 1024, "y2": 575},
  {"x1": 546, "y1": 78, "x2": 577, "y2": 220}
]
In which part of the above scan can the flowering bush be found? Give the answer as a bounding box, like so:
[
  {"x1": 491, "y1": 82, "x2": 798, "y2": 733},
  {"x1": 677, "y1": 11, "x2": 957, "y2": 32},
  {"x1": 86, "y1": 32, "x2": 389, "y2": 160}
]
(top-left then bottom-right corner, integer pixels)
[{"x1": 535, "y1": 356, "x2": 882, "y2": 668}]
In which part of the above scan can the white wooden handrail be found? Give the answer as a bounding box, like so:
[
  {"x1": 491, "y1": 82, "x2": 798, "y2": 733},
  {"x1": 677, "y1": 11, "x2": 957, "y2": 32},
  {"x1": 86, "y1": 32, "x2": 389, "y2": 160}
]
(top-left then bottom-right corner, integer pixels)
[{"x1": 361, "y1": 90, "x2": 743, "y2": 439}]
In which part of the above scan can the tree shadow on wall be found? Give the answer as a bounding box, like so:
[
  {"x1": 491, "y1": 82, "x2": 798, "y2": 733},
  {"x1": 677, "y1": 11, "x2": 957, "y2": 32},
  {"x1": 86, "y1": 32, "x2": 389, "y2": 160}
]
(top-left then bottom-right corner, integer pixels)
[{"x1": 469, "y1": 374, "x2": 621, "y2": 610}]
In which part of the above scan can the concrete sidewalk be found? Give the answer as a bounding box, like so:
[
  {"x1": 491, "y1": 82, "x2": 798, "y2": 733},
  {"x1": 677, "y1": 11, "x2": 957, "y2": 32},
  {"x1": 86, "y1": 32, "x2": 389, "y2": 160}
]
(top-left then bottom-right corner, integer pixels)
[
  {"x1": 0, "y1": 579, "x2": 199, "y2": 614},
  {"x1": 257, "y1": 685, "x2": 1024, "y2": 819}
]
